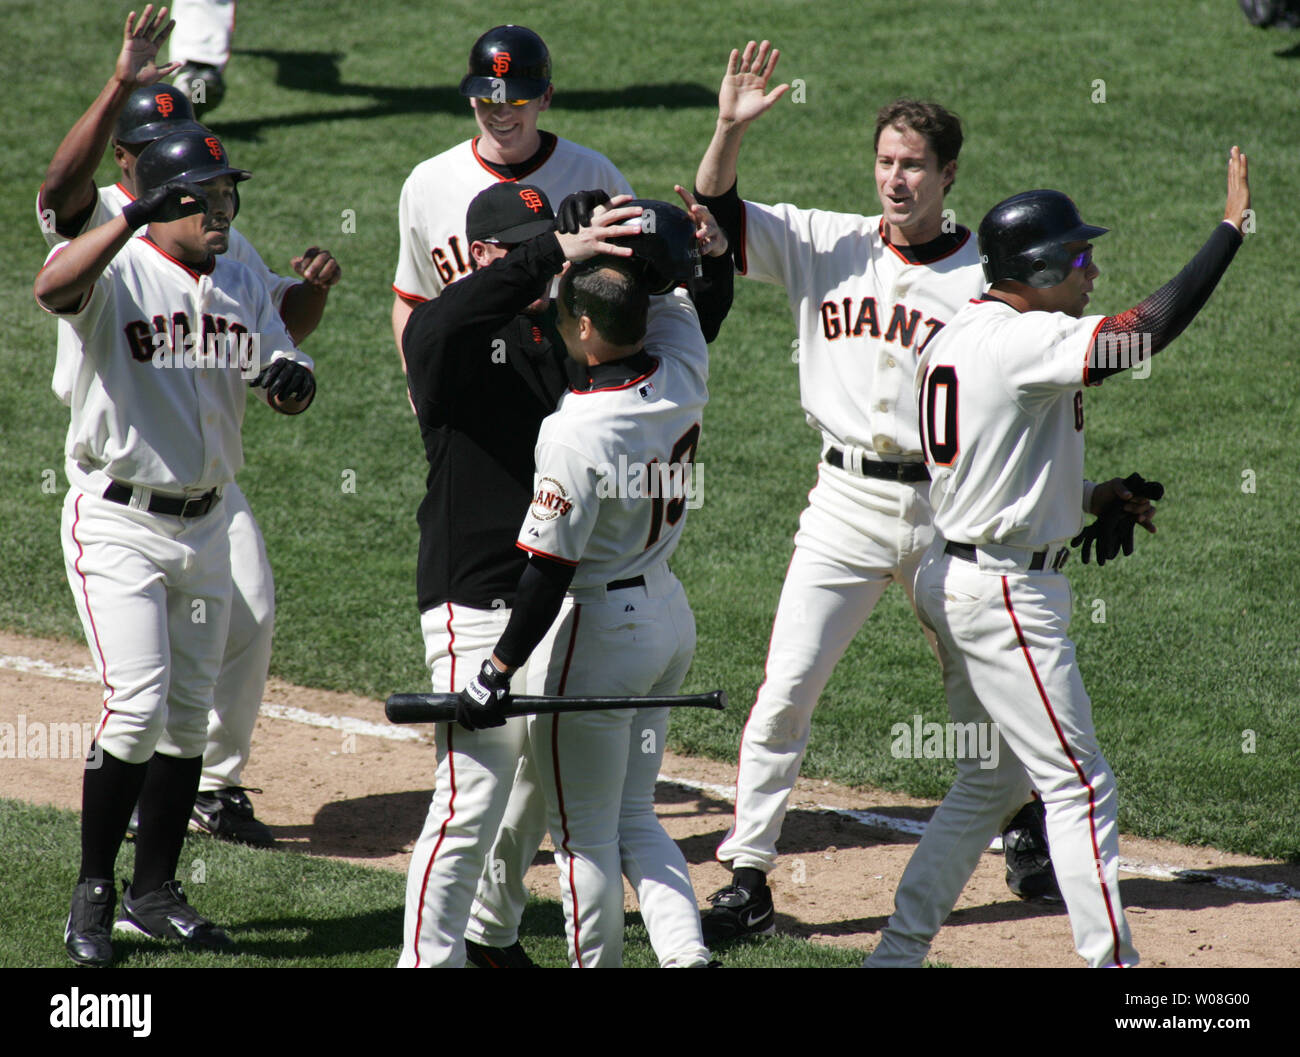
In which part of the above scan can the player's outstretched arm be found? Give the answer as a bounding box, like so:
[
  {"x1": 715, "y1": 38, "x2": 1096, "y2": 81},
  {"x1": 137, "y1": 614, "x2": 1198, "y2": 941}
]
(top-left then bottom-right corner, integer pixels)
[
  {"x1": 279, "y1": 247, "x2": 342, "y2": 343},
  {"x1": 1087, "y1": 147, "x2": 1250, "y2": 383},
  {"x1": 41, "y1": 5, "x2": 180, "y2": 231},
  {"x1": 695, "y1": 41, "x2": 788, "y2": 197}
]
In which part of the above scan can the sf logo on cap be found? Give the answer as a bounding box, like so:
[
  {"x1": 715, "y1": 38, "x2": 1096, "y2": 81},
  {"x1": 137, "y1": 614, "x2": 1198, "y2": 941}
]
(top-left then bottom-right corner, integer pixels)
[
  {"x1": 519, "y1": 188, "x2": 545, "y2": 213},
  {"x1": 492, "y1": 51, "x2": 511, "y2": 76},
  {"x1": 155, "y1": 92, "x2": 175, "y2": 117},
  {"x1": 204, "y1": 136, "x2": 223, "y2": 160}
]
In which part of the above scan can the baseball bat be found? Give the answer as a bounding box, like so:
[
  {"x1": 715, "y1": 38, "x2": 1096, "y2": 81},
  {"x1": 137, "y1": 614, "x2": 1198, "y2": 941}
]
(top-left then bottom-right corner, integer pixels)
[{"x1": 385, "y1": 688, "x2": 727, "y2": 725}]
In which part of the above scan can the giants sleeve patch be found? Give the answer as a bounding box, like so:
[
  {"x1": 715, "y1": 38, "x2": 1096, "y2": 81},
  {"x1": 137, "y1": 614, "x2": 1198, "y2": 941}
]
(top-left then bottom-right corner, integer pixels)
[{"x1": 529, "y1": 476, "x2": 573, "y2": 520}]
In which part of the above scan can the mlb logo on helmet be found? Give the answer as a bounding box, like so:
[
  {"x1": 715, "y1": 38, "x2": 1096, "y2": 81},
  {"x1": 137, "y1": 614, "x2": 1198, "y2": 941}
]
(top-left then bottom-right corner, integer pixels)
[{"x1": 492, "y1": 51, "x2": 511, "y2": 76}]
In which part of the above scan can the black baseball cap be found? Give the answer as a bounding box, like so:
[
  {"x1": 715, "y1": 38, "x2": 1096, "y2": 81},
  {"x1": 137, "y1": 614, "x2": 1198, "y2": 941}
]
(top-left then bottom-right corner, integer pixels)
[{"x1": 466, "y1": 182, "x2": 555, "y2": 243}]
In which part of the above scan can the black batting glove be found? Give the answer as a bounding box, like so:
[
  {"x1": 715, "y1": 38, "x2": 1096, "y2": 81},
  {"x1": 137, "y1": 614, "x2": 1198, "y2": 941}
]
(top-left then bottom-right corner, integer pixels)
[
  {"x1": 555, "y1": 189, "x2": 612, "y2": 234},
  {"x1": 1072, "y1": 473, "x2": 1164, "y2": 566},
  {"x1": 456, "y1": 659, "x2": 512, "y2": 732},
  {"x1": 251, "y1": 357, "x2": 316, "y2": 410},
  {"x1": 122, "y1": 181, "x2": 208, "y2": 230}
]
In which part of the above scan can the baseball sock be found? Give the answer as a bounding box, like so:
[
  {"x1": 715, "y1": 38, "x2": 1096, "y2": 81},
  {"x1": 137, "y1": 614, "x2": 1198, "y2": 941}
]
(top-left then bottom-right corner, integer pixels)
[
  {"x1": 733, "y1": 867, "x2": 767, "y2": 892},
  {"x1": 132, "y1": 752, "x2": 203, "y2": 895},
  {"x1": 79, "y1": 743, "x2": 149, "y2": 881}
]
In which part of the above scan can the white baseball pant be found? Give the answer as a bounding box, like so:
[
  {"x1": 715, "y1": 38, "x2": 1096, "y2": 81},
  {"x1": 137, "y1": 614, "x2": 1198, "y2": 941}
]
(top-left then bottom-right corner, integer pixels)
[
  {"x1": 168, "y1": 0, "x2": 236, "y2": 69},
  {"x1": 62, "y1": 477, "x2": 233, "y2": 764},
  {"x1": 399, "y1": 602, "x2": 544, "y2": 968},
  {"x1": 867, "y1": 544, "x2": 1138, "y2": 968},
  {"x1": 718, "y1": 460, "x2": 934, "y2": 873},
  {"x1": 526, "y1": 564, "x2": 710, "y2": 968},
  {"x1": 199, "y1": 481, "x2": 274, "y2": 792}
]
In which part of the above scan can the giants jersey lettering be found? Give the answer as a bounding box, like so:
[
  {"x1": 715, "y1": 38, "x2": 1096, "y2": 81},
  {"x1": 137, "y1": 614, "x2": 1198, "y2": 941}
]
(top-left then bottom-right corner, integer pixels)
[
  {"x1": 738, "y1": 201, "x2": 983, "y2": 456},
  {"x1": 393, "y1": 137, "x2": 634, "y2": 302},
  {"x1": 40, "y1": 237, "x2": 310, "y2": 492},
  {"x1": 37, "y1": 183, "x2": 297, "y2": 405},
  {"x1": 517, "y1": 290, "x2": 708, "y2": 589},
  {"x1": 916, "y1": 298, "x2": 1105, "y2": 547}
]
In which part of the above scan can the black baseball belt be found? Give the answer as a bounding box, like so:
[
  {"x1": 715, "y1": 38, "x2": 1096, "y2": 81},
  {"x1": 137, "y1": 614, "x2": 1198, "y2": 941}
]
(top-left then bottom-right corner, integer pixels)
[
  {"x1": 825, "y1": 447, "x2": 929, "y2": 483},
  {"x1": 102, "y1": 481, "x2": 222, "y2": 518},
  {"x1": 607, "y1": 575, "x2": 646, "y2": 591},
  {"x1": 944, "y1": 540, "x2": 1069, "y2": 573}
]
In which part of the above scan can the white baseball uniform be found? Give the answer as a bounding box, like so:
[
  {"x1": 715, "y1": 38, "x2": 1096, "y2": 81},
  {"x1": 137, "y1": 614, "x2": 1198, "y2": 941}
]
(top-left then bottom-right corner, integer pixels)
[
  {"x1": 392, "y1": 137, "x2": 633, "y2": 303},
  {"x1": 39, "y1": 181, "x2": 297, "y2": 796},
  {"x1": 40, "y1": 233, "x2": 311, "y2": 767},
  {"x1": 716, "y1": 202, "x2": 985, "y2": 874},
  {"x1": 866, "y1": 296, "x2": 1138, "y2": 968},
  {"x1": 514, "y1": 288, "x2": 711, "y2": 968},
  {"x1": 393, "y1": 136, "x2": 638, "y2": 960}
]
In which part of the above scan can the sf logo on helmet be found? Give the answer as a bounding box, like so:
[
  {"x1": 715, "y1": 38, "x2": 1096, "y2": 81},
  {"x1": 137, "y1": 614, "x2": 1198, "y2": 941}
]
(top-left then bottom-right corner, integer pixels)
[
  {"x1": 492, "y1": 51, "x2": 511, "y2": 76},
  {"x1": 155, "y1": 92, "x2": 175, "y2": 117},
  {"x1": 204, "y1": 136, "x2": 223, "y2": 161},
  {"x1": 519, "y1": 188, "x2": 545, "y2": 213}
]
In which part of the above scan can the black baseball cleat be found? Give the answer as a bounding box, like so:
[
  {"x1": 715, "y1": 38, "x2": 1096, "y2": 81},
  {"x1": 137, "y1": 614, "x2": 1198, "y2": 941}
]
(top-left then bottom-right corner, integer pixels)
[
  {"x1": 701, "y1": 874, "x2": 776, "y2": 945},
  {"x1": 465, "y1": 940, "x2": 536, "y2": 968},
  {"x1": 191, "y1": 786, "x2": 276, "y2": 847},
  {"x1": 1004, "y1": 799, "x2": 1063, "y2": 902},
  {"x1": 65, "y1": 878, "x2": 116, "y2": 967},
  {"x1": 115, "y1": 880, "x2": 234, "y2": 951}
]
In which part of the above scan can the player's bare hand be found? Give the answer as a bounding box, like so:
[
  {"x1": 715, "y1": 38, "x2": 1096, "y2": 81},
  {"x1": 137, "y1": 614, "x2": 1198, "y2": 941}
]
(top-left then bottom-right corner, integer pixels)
[
  {"x1": 116, "y1": 6, "x2": 181, "y2": 88},
  {"x1": 555, "y1": 204, "x2": 642, "y2": 262},
  {"x1": 675, "y1": 185, "x2": 728, "y2": 258},
  {"x1": 718, "y1": 40, "x2": 789, "y2": 127},
  {"x1": 1223, "y1": 145, "x2": 1250, "y2": 233},
  {"x1": 589, "y1": 193, "x2": 636, "y2": 221},
  {"x1": 292, "y1": 247, "x2": 342, "y2": 289}
]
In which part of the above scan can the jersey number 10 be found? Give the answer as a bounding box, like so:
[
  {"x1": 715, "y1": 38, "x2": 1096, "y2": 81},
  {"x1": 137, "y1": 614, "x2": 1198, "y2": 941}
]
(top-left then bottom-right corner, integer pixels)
[{"x1": 920, "y1": 365, "x2": 958, "y2": 466}]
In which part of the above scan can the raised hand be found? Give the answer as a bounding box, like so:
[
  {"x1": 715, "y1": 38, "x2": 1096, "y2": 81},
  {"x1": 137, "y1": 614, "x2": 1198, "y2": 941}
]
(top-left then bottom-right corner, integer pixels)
[
  {"x1": 1223, "y1": 145, "x2": 1250, "y2": 233},
  {"x1": 718, "y1": 40, "x2": 790, "y2": 127},
  {"x1": 116, "y1": 6, "x2": 181, "y2": 87}
]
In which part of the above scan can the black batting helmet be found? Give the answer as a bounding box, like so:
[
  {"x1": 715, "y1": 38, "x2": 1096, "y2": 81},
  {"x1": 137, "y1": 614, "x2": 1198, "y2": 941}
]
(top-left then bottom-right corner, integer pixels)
[
  {"x1": 114, "y1": 85, "x2": 206, "y2": 145},
  {"x1": 459, "y1": 25, "x2": 551, "y2": 100},
  {"x1": 610, "y1": 200, "x2": 700, "y2": 295},
  {"x1": 978, "y1": 190, "x2": 1108, "y2": 288},
  {"x1": 134, "y1": 130, "x2": 251, "y2": 216}
]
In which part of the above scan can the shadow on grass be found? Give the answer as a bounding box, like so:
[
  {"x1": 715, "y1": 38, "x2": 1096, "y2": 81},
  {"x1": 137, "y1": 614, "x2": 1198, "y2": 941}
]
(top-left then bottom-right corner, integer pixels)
[{"x1": 210, "y1": 48, "x2": 714, "y2": 140}]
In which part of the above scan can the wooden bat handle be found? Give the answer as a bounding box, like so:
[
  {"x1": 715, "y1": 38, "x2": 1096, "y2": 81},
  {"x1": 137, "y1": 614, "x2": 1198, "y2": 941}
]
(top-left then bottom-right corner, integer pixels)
[{"x1": 385, "y1": 689, "x2": 727, "y2": 724}]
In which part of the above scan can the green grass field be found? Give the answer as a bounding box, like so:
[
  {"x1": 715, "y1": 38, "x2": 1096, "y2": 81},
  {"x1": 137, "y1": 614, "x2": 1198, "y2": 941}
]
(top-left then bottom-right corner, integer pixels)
[{"x1": 2, "y1": 0, "x2": 1297, "y2": 969}]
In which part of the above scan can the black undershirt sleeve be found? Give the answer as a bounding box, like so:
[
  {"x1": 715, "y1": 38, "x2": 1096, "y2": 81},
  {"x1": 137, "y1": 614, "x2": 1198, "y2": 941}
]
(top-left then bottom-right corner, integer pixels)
[
  {"x1": 688, "y1": 247, "x2": 735, "y2": 343},
  {"x1": 1088, "y1": 221, "x2": 1242, "y2": 382},
  {"x1": 494, "y1": 554, "x2": 577, "y2": 670},
  {"x1": 693, "y1": 182, "x2": 744, "y2": 274}
]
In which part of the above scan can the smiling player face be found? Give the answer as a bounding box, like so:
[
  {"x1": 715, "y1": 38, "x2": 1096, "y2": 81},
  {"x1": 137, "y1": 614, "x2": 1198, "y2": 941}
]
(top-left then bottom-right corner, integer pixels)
[
  {"x1": 471, "y1": 87, "x2": 554, "y2": 164},
  {"x1": 874, "y1": 124, "x2": 955, "y2": 246}
]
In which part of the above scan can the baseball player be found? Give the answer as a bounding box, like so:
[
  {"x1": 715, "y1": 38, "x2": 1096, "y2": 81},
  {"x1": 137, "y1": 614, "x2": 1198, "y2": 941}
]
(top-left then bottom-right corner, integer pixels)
[
  {"x1": 168, "y1": 0, "x2": 236, "y2": 115},
  {"x1": 867, "y1": 150, "x2": 1250, "y2": 968},
  {"x1": 691, "y1": 40, "x2": 1056, "y2": 941},
  {"x1": 391, "y1": 22, "x2": 635, "y2": 966},
  {"x1": 37, "y1": 129, "x2": 317, "y2": 967},
  {"x1": 400, "y1": 185, "x2": 732, "y2": 968},
  {"x1": 38, "y1": 7, "x2": 341, "y2": 848},
  {"x1": 453, "y1": 203, "x2": 717, "y2": 968},
  {"x1": 391, "y1": 24, "x2": 634, "y2": 365}
]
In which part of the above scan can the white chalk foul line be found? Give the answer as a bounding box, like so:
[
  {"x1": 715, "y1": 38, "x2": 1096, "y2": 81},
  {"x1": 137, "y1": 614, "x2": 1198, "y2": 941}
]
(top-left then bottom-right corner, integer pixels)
[
  {"x1": 656, "y1": 774, "x2": 1300, "y2": 902},
  {"x1": 8, "y1": 652, "x2": 1295, "y2": 899},
  {"x1": 0, "y1": 654, "x2": 422, "y2": 743}
]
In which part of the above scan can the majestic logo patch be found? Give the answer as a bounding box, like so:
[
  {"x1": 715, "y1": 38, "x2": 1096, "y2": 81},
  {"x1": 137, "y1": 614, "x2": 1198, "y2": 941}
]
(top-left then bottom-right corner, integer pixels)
[
  {"x1": 530, "y1": 476, "x2": 572, "y2": 521},
  {"x1": 492, "y1": 51, "x2": 512, "y2": 76}
]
